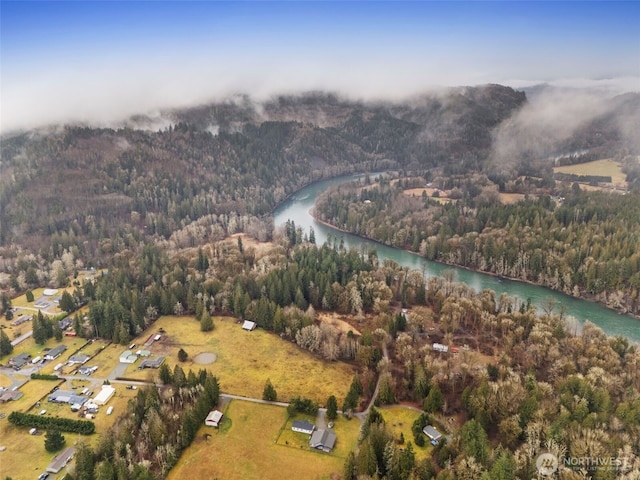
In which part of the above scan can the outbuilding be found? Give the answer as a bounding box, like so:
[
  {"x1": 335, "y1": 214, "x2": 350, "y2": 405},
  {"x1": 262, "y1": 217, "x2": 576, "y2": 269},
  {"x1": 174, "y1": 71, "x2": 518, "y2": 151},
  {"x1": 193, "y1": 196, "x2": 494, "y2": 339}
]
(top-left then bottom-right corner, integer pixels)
[
  {"x1": 292, "y1": 420, "x2": 315, "y2": 435},
  {"x1": 242, "y1": 320, "x2": 256, "y2": 331},
  {"x1": 205, "y1": 410, "x2": 224, "y2": 427},
  {"x1": 93, "y1": 385, "x2": 116, "y2": 405}
]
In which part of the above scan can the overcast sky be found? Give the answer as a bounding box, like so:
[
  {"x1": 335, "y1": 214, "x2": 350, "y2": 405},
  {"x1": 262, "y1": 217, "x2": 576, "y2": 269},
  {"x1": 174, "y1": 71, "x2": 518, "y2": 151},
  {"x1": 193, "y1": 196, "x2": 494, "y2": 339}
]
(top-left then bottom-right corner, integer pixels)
[{"x1": 1, "y1": 1, "x2": 639, "y2": 133}]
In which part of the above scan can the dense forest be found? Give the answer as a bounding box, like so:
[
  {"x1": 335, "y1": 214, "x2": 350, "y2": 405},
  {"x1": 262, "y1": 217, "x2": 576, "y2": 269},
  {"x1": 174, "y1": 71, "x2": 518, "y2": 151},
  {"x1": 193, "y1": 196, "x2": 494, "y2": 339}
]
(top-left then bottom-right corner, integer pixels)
[
  {"x1": 36, "y1": 236, "x2": 640, "y2": 479},
  {"x1": 314, "y1": 177, "x2": 640, "y2": 315}
]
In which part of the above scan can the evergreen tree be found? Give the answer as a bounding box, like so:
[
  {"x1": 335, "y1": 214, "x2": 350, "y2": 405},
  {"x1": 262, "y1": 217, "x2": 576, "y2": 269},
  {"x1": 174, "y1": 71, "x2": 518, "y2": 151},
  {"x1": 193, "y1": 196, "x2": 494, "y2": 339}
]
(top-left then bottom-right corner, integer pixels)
[
  {"x1": 423, "y1": 384, "x2": 444, "y2": 413},
  {"x1": 178, "y1": 348, "x2": 188, "y2": 362},
  {"x1": 44, "y1": 429, "x2": 66, "y2": 452},
  {"x1": 173, "y1": 364, "x2": 186, "y2": 387},
  {"x1": 326, "y1": 395, "x2": 338, "y2": 421},
  {"x1": 200, "y1": 310, "x2": 214, "y2": 332},
  {"x1": 263, "y1": 379, "x2": 277, "y2": 401},
  {"x1": 59, "y1": 291, "x2": 76, "y2": 313},
  {"x1": 159, "y1": 363, "x2": 173, "y2": 385},
  {"x1": 343, "y1": 451, "x2": 356, "y2": 480},
  {"x1": 53, "y1": 323, "x2": 63, "y2": 342},
  {"x1": 0, "y1": 330, "x2": 13, "y2": 356},
  {"x1": 74, "y1": 441, "x2": 95, "y2": 480},
  {"x1": 25, "y1": 290, "x2": 34, "y2": 302}
]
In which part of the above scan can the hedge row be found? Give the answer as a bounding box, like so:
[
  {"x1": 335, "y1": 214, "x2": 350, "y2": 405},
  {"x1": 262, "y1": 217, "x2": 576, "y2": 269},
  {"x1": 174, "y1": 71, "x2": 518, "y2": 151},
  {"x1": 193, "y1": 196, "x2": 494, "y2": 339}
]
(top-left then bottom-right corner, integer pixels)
[
  {"x1": 30, "y1": 373, "x2": 60, "y2": 381},
  {"x1": 8, "y1": 411, "x2": 95, "y2": 435}
]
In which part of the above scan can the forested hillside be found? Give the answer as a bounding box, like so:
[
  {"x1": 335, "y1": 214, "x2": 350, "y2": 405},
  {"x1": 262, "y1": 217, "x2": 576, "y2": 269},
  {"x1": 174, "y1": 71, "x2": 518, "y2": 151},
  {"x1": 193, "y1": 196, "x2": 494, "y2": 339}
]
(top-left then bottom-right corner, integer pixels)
[
  {"x1": 0, "y1": 87, "x2": 527, "y2": 253},
  {"x1": 314, "y1": 178, "x2": 640, "y2": 315}
]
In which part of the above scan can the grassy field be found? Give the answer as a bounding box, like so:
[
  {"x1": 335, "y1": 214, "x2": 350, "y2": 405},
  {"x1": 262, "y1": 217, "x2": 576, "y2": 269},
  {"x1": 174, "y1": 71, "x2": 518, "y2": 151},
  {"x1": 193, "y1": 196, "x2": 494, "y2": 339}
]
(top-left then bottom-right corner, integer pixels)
[
  {"x1": 0, "y1": 373, "x2": 12, "y2": 388},
  {"x1": 168, "y1": 400, "x2": 359, "y2": 480},
  {"x1": 378, "y1": 406, "x2": 432, "y2": 459},
  {"x1": 0, "y1": 380, "x2": 139, "y2": 479},
  {"x1": 117, "y1": 315, "x2": 356, "y2": 404},
  {"x1": 554, "y1": 159, "x2": 627, "y2": 186}
]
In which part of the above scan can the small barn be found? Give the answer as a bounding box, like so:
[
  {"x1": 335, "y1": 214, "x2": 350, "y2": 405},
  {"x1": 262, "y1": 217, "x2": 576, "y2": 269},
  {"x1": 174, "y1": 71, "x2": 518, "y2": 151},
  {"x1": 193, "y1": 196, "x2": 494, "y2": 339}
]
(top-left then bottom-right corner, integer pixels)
[
  {"x1": 242, "y1": 320, "x2": 256, "y2": 331},
  {"x1": 205, "y1": 410, "x2": 224, "y2": 427}
]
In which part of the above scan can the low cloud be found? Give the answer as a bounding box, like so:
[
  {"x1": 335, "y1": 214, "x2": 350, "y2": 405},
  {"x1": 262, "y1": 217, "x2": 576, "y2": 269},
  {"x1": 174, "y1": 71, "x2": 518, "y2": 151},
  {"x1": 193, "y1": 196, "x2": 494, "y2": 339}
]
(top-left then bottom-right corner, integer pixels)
[
  {"x1": 2, "y1": 54, "x2": 638, "y2": 137},
  {"x1": 489, "y1": 81, "x2": 640, "y2": 177}
]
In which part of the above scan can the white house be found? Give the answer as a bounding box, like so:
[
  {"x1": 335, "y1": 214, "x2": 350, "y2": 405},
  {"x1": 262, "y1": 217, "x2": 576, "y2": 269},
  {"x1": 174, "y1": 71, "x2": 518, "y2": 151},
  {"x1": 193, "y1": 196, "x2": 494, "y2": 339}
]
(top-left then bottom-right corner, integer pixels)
[
  {"x1": 205, "y1": 410, "x2": 223, "y2": 427},
  {"x1": 93, "y1": 385, "x2": 115, "y2": 406},
  {"x1": 292, "y1": 420, "x2": 315, "y2": 435}
]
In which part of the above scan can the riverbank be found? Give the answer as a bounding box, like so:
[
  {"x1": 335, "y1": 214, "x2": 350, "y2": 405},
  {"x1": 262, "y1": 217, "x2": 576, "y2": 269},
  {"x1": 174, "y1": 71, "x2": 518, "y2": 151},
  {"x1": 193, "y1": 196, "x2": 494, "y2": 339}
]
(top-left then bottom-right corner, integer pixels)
[{"x1": 310, "y1": 213, "x2": 639, "y2": 323}]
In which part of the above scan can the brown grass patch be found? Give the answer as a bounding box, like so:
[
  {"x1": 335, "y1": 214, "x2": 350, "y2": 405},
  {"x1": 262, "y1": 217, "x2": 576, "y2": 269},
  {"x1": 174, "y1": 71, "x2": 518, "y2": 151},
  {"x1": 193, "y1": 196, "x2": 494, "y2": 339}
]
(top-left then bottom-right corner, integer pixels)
[
  {"x1": 168, "y1": 400, "x2": 358, "y2": 480},
  {"x1": 317, "y1": 312, "x2": 361, "y2": 336},
  {"x1": 0, "y1": 373, "x2": 12, "y2": 388},
  {"x1": 120, "y1": 316, "x2": 355, "y2": 404},
  {"x1": 498, "y1": 193, "x2": 531, "y2": 204}
]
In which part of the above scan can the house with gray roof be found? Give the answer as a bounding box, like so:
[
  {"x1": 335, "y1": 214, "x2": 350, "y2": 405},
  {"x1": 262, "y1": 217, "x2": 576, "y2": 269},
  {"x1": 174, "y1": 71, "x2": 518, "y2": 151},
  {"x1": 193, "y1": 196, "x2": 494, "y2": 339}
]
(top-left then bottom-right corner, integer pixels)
[
  {"x1": 139, "y1": 356, "x2": 165, "y2": 369},
  {"x1": 423, "y1": 425, "x2": 442, "y2": 445},
  {"x1": 68, "y1": 354, "x2": 90, "y2": 365},
  {"x1": 44, "y1": 344, "x2": 68, "y2": 361},
  {"x1": 309, "y1": 429, "x2": 336, "y2": 452},
  {"x1": 9, "y1": 352, "x2": 31, "y2": 370},
  {"x1": 48, "y1": 390, "x2": 87, "y2": 406},
  {"x1": 46, "y1": 447, "x2": 75, "y2": 473}
]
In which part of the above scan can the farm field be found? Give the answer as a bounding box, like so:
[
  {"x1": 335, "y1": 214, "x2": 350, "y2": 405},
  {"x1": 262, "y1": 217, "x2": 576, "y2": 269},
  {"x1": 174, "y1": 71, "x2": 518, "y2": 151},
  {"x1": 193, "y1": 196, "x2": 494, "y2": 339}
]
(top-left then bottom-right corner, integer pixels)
[
  {"x1": 168, "y1": 399, "x2": 358, "y2": 480},
  {"x1": 0, "y1": 379, "x2": 139, "y2": 479},
  {"x1": 553, "y1": 158, "x2": 627, "y2": 186},
  {"x1": 117, "y1": 315, "x2": 356, "y2": 403}
]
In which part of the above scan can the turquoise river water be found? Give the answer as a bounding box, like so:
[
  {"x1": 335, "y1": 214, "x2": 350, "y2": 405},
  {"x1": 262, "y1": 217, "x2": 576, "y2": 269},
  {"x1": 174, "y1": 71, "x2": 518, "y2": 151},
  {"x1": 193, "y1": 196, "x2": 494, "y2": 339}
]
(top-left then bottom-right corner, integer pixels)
[{"x1": 273, "y1": 174, "x2": 640, "y2": 343}]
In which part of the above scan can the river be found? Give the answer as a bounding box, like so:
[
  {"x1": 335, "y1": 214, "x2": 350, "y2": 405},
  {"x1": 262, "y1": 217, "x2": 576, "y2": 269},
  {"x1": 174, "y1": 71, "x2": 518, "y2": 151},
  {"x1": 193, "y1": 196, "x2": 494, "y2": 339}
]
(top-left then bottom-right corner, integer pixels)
[{"x1": 273, "y1": 174, "x2": 640, "y2": 344}]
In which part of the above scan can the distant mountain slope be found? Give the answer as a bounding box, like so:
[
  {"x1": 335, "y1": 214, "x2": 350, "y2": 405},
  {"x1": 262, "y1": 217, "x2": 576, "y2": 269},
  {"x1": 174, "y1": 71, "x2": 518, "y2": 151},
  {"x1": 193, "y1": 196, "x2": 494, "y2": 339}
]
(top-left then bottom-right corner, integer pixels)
[{"x1": 0, "y1": 84, "x2": 636, "y2": 258}]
